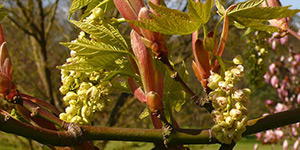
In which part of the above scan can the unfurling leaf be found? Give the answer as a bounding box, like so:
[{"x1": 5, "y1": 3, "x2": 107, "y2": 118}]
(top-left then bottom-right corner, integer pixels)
[
  {"x1": 215, "y1": 0, "x2": 226, "y2": 16},
  {"x1": 229, "y1": 0, "x2": 264, "y2": 15},
  {"x1": 61, "y1": 38, "x2": 129, "y2": 57},
  {"x1": 233, "y1": 17, "x2": 279, "y2": 33},
  {"x1": 130, "y1": 0, "x2": 214, "y2": 35},
  {"x1": 70, "y1": 20, "x2": 128, "y2": 50},
  {"x1": 139, "y1": 107, "x2": 150, "y2": 119},
  {"x1": 69, "y1": 0, "x2": 93, "y2": 18},
  {"x1": 230, "y1": 6, "x2": 300, "y2": 20},
  {"x1": 188, "y1": 0, "x2": 213, "y2": 24}
]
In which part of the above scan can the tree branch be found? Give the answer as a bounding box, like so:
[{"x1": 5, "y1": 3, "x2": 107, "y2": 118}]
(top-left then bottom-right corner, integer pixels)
[
  {"x1": 15, "y1": 0, "x2": 41, "y2": 35},
  {"x1": 0, "y1": 107, "x2": 299, "y2": 147},
  {"x1": 6, "y1": 15, "x2": 37, "y2": 38},
  {"x1": 45, "y1": 0, "x2": 59, "y2": 39}
]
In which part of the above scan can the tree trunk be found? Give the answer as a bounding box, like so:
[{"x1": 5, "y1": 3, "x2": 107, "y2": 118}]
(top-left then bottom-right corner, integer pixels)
[{"x1": 30, "y1": 36, "x2": 58, "y2": 106}]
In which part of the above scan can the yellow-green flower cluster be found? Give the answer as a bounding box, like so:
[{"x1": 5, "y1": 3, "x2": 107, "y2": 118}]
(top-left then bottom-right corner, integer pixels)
[
  {"x1": 59, "y1": 55, "x2": 111, "y2": 124},
  {"x1": 208, "y1": 56, "x2": 251, "y2": 144},
  {"x1": 59, "y1": 8, "x2": 113, "y2": 124}
]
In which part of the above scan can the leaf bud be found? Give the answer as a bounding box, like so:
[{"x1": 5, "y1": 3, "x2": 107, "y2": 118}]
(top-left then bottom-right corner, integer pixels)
[
  {"x1": 146, "y1": 91, "x2": 162, "y2": 112},
  {"x1": 204, "y1": 34, "x2": 215, "y2": 51}
]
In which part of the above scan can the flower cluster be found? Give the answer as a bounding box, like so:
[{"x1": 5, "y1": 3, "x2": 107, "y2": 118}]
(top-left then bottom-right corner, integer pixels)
[
  {"x1": 257, "y1": 51, "x2": 300, "y2": 149},
  {"x1": 59, "y1": 55, "x2": 111, "y2": 124},
  {"x1": 58, "y1": 7, "x2": 114, "y2": 124},
  {"x1": 208, "y1": 56, "x2": 251, "y2": 144}
]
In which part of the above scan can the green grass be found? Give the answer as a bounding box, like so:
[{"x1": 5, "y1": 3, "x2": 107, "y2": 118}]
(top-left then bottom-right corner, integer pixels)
[
  {"x1": 105, "y1": 136, "x2": 283, "y2": 150},
  {"x1": 0, "y1": 132, "x2": 283, "y2": 150}
]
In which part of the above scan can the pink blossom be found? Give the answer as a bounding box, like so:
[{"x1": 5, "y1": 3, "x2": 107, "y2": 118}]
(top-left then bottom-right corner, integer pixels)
[
  {"x1": 294, "y1": 139, "x2": 300, "y2": 150},
  {"x1": 270, "y1": 75, "x2": 279, "y2": 88},
  {"x1": 292, "y1": 127, "x2": 298, "y2": 136},
  {"x1": 283, "y1": 140, "x2": 289, "y2": 150},
  {"x1": 274, "y1": 129, "x2": 284, "y2": 139},
  {"x1": 264, "y1": 72, "x2": 271, "y2": 83},
  {"x1": 254, "y1": 143, "x2": 258, "y2": 150},
  {"x1": 265, "y1": 100, "x2": 274, "y2": 106},
  {"x1": 275, "y1": 103, "x2": 288, "y2": 113},
  {"x1": 269, "y1": 63, "x2": 277, "y2": 74},
  {"x1": 256, "y1": 132, "x2": 263, "y2": 140},
  {"x1": 294, "y1": 54, "x2": 300, "y2": 62}
]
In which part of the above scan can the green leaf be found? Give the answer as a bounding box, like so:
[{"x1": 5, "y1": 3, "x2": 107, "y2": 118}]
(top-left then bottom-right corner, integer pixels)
[
  {"x1": 233, "y1": 17, "x2": 279, "y2": 32},
  {"x1": 70, "y1": 20, "x2": 128, "y2": 49},
  {"x1": 69, "y1": 0, "x2": 93, "y2": 18},
  {"x1": 215, "y1": 0, "x2": 226, "y2": 16},
  {"x1": 61, "y1": 38, "x2": 129, "y2": 57},
  {"x1": 104, "y1": 59, "x2": 140, "y2": 82},
  {"x1": 139, "y1": 107, "x2": 150, "y2": 119},
  {"x1": 163, "y1": 62, "x2": 188, "y2": 113},
  {"x1": 229, "y1": 0, "x2": 264, "y2": 15},
  {"x1": 129, "y1": 1, "x2": 203, "y2": 35},
  {"x1": 188, "y1": 0, "x2": 213, "y2": 24},
  {"x1": 81, "y1": 0, "x2": 114, "y2": 19},
  {"x1": 230, "y1": 6, "x2": 300, "y2": 20}
]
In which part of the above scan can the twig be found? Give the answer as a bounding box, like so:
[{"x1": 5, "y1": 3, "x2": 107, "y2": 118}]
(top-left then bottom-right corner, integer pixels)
[{"x1": 287, "y1": 28, "x2": 300, "y2": 41}]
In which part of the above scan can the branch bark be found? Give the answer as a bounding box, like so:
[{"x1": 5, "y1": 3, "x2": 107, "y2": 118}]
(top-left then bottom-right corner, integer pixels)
[{"x1": 1, "y1": 107, "x2": 300, "y2": 147}]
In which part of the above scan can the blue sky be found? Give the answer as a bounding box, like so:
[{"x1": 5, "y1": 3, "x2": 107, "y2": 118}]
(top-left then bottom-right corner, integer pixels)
[{"x1": 281, "y1": 0, "x2": 300, "y2": 9}]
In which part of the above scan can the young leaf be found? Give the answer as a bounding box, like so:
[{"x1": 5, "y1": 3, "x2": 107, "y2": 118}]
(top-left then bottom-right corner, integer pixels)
[
  {"x1": 139, "y1": 107, "x2": 150, "y2": 119},
  {"x1": 81, "y1": 0, "x2": 114, "y2": 19},
  {"x1": 129, "y1": 1, "x2": 203, "y2": 35},
  {"x1": 70, "y1": 20, "x2": 128, "y2": 50},
  {"x1": 215, "y1": 0, "x2": 226, "y2": 16},
  {"x1": 230, "y1": 6, "x2": 300, "y2": 20},
  {"x1": 188, "y1": 0, "x2": 213, "y2": 24},
  {"x1": 229, "y1": 0, "x2": 264, "y2": 15},
  {"x1": 61, "y1": 38, "x2": 129, "y2": 57},
  {"x1": 233, "y1": 18, "x2": 279, "y2": 33},
  {"x1": 69, "y1": 0, "x2": 93, "y2": 18}
]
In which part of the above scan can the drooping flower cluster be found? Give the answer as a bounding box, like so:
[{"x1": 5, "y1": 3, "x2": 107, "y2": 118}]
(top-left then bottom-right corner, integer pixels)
[
  {"x1": 59, "y1": 54, "x2": 111, "y2": 124},
  {"x1": 256, "y1": 51, "x2": 300, "y2": 148},
  {"x1": 58, "y1": 8, "x2": 113, "y2": 124},
  {"x1": 208, "y1": 56, "x2": 251, "y2": 144}
]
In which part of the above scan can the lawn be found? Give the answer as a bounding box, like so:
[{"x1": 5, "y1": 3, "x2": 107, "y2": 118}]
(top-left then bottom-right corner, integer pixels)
[
  {"x1": 105, "y1": 136, "x2": 283, "y2": 150},
  {"x1": 0, "y1": 132, "x2": 283, "y2": 150}
]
